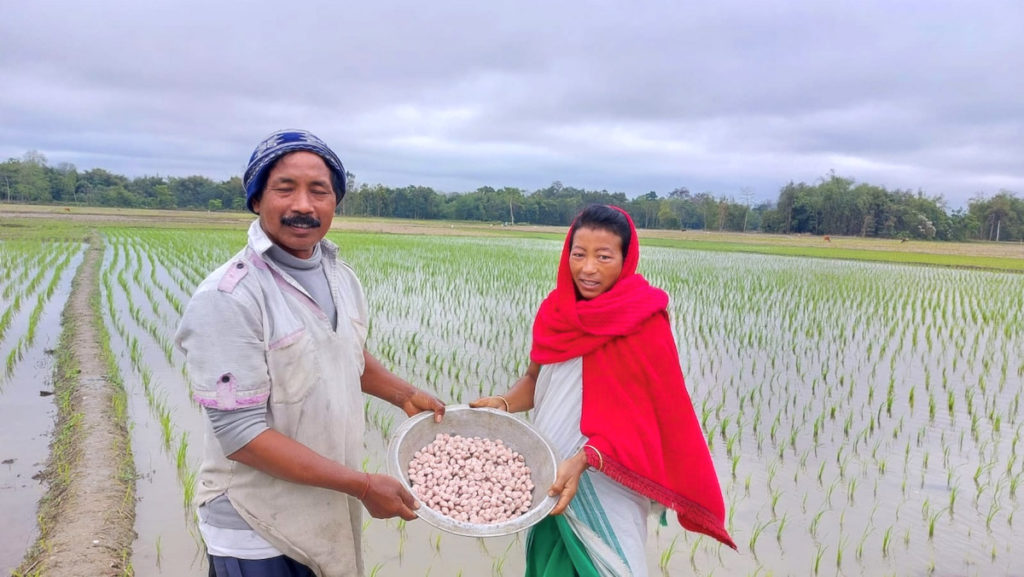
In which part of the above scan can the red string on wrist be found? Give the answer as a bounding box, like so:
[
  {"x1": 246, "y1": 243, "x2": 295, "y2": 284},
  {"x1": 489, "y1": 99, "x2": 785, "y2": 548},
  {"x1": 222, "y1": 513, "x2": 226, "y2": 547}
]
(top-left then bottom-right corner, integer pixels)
[{"x1": 358, "y1": 472, "x2": 371, "y2": 500}]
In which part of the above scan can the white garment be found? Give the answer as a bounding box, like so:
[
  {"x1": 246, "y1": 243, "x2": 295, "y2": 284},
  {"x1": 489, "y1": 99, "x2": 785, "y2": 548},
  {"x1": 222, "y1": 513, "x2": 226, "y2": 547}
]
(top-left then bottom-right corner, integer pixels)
[
  {"x1": 532, "y1": 358, "x2": 651, "y2": 577},
  {"x1": 197, "y1": 508, "x2": 279, "y2": 559}
]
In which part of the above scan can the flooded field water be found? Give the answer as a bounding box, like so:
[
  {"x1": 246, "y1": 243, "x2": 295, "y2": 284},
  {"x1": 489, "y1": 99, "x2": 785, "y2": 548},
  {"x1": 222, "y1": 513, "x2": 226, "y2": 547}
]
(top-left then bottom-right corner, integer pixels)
[{"x1": 3, "y1": 224, "x2": 1023, "y2": 577}]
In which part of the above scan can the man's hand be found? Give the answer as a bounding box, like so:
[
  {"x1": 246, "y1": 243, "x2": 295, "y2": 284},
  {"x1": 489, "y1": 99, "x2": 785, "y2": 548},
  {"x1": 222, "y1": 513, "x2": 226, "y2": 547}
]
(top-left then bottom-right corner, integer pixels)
[
  {"x1": 360, "y1": 473, "x2": 420, "y2": 520},
  {"x1": 362, "y1": 350, "x2": 445, "y2": 422},
  {"x1": 399, "y1": 389, "x2": 445, "y2": 423}
]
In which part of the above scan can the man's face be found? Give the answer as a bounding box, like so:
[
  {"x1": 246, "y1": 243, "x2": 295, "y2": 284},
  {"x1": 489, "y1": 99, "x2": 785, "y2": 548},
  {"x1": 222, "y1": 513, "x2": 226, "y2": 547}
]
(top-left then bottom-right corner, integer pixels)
[{"x1": 252, "y1": 151, "x2": 336, "y2": 259}]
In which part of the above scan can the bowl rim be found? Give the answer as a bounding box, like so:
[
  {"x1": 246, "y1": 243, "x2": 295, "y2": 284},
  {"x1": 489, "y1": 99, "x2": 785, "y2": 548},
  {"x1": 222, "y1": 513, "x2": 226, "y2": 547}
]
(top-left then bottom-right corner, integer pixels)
[{"x1": 386, "y1": 404, "x2": 558, "y2": 537}]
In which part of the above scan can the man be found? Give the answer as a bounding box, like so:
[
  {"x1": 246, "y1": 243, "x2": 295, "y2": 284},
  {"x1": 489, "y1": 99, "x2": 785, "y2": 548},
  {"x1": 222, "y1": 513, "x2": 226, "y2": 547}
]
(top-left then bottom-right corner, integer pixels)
[{"x1": 176, "y1": 129, "x2": 445, "y2": 577}]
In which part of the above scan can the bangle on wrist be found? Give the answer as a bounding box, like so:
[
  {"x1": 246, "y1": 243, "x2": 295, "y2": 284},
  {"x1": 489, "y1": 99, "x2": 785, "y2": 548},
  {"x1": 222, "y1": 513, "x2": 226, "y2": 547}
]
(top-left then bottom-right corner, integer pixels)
[
  {"x1": 583, "y1": 444, "x2": 604, "y2": 471},
  {"x1": 496, "y1": 395, "x2": 511, "y2": 412}
]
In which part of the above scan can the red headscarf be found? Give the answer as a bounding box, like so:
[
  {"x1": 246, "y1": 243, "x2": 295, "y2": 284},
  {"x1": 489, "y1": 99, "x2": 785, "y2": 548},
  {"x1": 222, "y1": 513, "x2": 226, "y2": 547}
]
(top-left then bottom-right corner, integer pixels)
[{"x1": 530, "y1": 206, "x2": 735, "y2": 549}]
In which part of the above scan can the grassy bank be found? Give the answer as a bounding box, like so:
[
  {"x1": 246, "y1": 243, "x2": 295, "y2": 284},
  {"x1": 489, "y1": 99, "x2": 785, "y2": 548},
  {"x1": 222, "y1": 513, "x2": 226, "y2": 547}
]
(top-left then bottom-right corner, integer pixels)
[{"x1": 13, "y1": 237, "x2": 137, "y2": 577}]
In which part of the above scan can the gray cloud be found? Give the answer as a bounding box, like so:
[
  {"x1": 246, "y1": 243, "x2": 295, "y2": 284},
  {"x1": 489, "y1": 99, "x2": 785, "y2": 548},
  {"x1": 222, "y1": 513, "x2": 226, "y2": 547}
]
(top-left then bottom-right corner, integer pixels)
[{"x1": 2, "y1": 0, "x2": 1021, "y2": 208}]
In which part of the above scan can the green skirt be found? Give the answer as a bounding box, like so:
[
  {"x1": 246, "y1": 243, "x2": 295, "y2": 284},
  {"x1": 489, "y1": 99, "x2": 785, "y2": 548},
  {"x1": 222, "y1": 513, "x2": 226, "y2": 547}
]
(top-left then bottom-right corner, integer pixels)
[{"x1": 525, "y1": 516, "x2": 600, "y2": 577}]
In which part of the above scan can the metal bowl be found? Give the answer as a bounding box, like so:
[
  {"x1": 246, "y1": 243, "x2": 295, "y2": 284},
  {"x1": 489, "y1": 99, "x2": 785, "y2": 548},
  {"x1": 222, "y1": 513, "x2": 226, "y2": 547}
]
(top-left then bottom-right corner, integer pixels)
[{"x1": 386, "y1": 405, "x2": 558, "y2": 537}]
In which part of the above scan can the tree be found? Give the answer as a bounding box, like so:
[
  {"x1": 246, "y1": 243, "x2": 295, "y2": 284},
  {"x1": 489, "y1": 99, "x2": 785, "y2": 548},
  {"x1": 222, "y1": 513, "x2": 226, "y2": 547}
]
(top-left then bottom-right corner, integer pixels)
[
  {"x1": 169, "y1": 176, "x2": 219, "y2": 209},
  {"x1": 657, "y1": 204, "x2": 680, "y2": 229},
  {"x1": 0, "y1": 159, "x2": 20, "y2": 202},
  {"x1": 984, "y1": 192, "x2": 1015, "y2": 241},
  {"x1": 740, "y1": 187, "x2": 755, "y2": 232},
  {"x1": 500, "y1": 186, "x2": 524, "y2": 224},
  {"x1": 54, "y1": 162, "x2": 78, "y2": 202},
  {"x1": 17, "y1": 151, "x2": 51, "y2": 202},
  {"x1": 632, "y1": 191, "x2": 660, "y2": 229}
]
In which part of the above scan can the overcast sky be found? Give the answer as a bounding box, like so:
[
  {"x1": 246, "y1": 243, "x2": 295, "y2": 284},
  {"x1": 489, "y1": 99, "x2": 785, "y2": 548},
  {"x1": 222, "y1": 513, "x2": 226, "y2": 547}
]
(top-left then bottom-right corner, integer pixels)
[{"x1": 2, "y1": 1, "x2": 1021, "y2": 209}]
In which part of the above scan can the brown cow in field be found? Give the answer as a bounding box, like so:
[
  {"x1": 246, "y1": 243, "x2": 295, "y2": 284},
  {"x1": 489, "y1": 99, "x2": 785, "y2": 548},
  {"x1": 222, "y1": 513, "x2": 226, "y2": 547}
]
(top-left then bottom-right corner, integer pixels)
[{"x1": 823, "y1": 235, "x2": 831, "y2": 242}]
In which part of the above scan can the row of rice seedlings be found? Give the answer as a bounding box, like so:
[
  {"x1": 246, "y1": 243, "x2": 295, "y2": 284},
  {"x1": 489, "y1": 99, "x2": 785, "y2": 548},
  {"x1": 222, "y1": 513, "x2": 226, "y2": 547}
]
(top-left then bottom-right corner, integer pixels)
[
  {"x1": 91, "y1": 240, "x2": 201, "y2": 577},
  {"x1": 108, "y1": 237, "x2": 176, "y2": 364},
  {"x1": 0, "y1": 248, "x2": 35, "y2": 300},
  {"x1": 103, "y1": 232, "x2": 208, "y2": 522},
  {"x1": 0, "y1": 239, "x2": 65, "y2": 300},
  {"x1": 0, "y1": 241, "x2": 71, "y2": 343},
  {"x1": 1, "y1": 243, "x2": 80, "y2": 380},
  {"x1": 102, "y1": 238, "x2": 178, "y2": 419}
]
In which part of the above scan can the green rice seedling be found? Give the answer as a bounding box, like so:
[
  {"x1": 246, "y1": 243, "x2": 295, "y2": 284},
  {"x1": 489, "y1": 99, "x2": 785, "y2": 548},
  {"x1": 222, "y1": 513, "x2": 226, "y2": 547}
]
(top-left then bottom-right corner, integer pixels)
[
  {"x1": 155, "y1": 399, "x2": 174, "y2": 449},
  {"x1": 928, "y1": 508, "x2": 946, "y2": 538},
  {"x1": 810, "y1": 509, "x2": 826, "y2": 538},
  {"x1": 659, "y1": 535, "x2": 680, "y2": 571},
  {"x1": 747, "y1": 520, "x2": 773, "y2": 557},
  {"x1": 826, "y1": 479, "x2": 840, "y2": 506},
  {"x1": 812, "y1": 543, "x2": 825, "y2": 575},
  {"x1": 768, "y1": 509, "x2": 786, "y2": 543},
  {"x1": 175, "y1": 432, "x2": 190, "y2": 475},
  {"x1": 847, "y1": 477, "x2": 859, "y2": 505},
  {"x1": 986, "y1": 500, "x2": 1001, "y2": 529},
  {"x1": 688, "y1": 536, "x2": 702, "y2": 572},
  {"x1": 856, "y1": 525, "x2": 871, "y2": 560}
]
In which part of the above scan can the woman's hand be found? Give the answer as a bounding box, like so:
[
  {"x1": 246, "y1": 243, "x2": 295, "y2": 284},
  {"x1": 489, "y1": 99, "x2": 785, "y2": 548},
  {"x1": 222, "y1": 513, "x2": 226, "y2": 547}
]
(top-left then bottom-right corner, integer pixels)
[
  {"x1": 547, "y1": 450, "x2": 590, "y2": 516},
  {"x1": 469, "y1": 363, "x2": 539, "y2": 414}
]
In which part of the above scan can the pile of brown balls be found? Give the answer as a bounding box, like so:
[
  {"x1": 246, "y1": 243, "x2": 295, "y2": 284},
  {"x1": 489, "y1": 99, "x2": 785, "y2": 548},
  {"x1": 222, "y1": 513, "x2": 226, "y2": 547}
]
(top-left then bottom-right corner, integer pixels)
[{"x1": 407, "y1": 433, "x2": 535, "y2": 524}]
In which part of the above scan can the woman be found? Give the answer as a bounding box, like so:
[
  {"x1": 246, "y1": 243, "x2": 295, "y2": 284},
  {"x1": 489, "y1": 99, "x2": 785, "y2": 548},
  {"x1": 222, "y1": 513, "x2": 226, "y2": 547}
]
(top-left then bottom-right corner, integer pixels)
[{"x1": 471, "y1": 204, "x2": 734, "y2": 576}]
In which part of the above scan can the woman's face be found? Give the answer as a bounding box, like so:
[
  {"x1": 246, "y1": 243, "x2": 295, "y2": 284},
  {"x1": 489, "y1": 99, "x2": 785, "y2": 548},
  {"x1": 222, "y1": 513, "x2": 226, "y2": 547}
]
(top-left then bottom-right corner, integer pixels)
[{"x1": 569, "y1": 226, "x2": 625, "y2": 300}]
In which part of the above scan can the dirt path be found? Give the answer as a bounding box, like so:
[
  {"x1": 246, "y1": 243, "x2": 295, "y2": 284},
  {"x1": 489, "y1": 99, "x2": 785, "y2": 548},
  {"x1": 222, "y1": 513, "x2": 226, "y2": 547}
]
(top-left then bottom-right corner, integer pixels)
[{"x1": 17, "y1": 239, "x2": 136, "y2": 576}]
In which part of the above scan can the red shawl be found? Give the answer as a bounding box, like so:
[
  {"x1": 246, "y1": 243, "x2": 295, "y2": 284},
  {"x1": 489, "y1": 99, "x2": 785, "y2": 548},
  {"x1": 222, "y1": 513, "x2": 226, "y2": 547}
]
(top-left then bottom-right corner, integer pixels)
[{"x1": 530, "y1": 206, "x2": 735, "y2": 549}]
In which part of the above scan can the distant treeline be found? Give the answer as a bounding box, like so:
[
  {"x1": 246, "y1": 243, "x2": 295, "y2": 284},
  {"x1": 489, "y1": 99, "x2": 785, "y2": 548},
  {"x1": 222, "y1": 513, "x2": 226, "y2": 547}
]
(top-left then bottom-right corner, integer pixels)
[{"x1": 2, "y1": 151, "x2": 1021, "y2": 241}]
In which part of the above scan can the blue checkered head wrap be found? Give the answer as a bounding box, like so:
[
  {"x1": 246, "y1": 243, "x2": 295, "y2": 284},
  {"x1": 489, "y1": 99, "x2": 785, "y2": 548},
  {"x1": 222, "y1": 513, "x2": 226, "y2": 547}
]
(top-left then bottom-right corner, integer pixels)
[{"x1": 243, "y1": 129, "x2": 347, "y2": 213}]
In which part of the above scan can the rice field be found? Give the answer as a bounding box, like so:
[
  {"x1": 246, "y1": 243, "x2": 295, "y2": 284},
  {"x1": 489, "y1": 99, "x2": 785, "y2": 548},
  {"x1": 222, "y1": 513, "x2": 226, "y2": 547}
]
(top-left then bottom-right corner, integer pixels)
[{"x1": 2, "y1": 217, "x2": 1023, "y2": 576}]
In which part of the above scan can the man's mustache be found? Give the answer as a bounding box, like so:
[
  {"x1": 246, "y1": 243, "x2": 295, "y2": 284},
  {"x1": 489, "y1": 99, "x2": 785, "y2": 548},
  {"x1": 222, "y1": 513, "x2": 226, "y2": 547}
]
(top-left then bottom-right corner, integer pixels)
[{"x1": 280, "y1": 214, "x2": 322, "y2": 228}]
